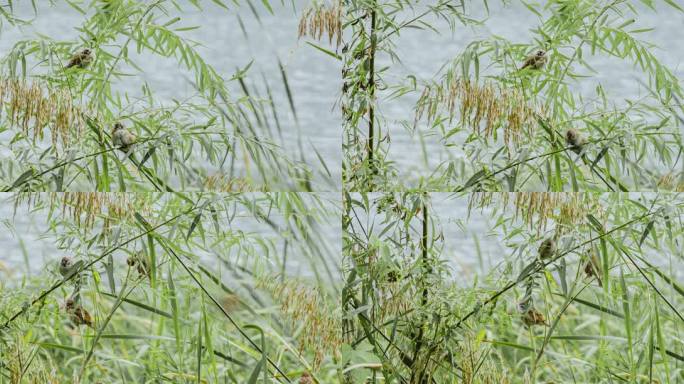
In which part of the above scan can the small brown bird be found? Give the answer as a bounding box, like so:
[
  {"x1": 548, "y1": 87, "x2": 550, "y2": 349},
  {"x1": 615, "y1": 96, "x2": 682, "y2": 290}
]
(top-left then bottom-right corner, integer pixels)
[
  {"x1": 59, "y1": 256, "x2": 83, "y2": 279},
  {"x1": 565, "y1": 128, "x2": 587, "y2": 155},
  {"x1": 220, "y1": 294, "x2": 242, "y2": 313},
  {"x1": 111, "y1": 122, "x2": 137, "y2": 152},
  {"x1": 127, "y1": 253, "x2": 150, "y2": 279},
  {"x1": 520, "y1": 50, "x2": 547, "y2": 71},
  {"x1": 299, "y1": 372, "x2": 313, "y2": 384},
  {"x1": 538, "y1": 237, "x2": 556, "y2": 260},
  {"x1": 522, "y1": 307, "x2": 548, "y2": 327},
  {"x1": 584, "y1": 252, "x2": 602, "y2": 287},
  {"x1": 65, "y1": 48, "x2": 93, "y2": 69},
  {"x1": 65, "y1": 298, "x2": 94, "y2": 328}
]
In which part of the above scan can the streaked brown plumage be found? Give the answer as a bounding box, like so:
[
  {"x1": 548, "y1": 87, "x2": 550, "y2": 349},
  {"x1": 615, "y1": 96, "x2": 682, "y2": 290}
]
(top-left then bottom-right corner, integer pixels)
[
  {"x1": 65, "y1": 48, "x2": 93, "y2": 69},
  {"x1": 65, "y1": 298, "x2": 94, "y2": 328},
  {"x1": 538, "y1": 237, "x2": 556, "y2": 260},
  {"x1": 565, "y1": 128, "x2": 587, "y2": 154},
  {"x1": 520, "y1": 50, "x2": 547, "y2": 71},
  {"x1": 584, "y1": 252, "x2": 602, "y2": 287},
  {"x1": 299, "y1": 372, "x2": 313, "y2": 384},
  {"x1": 127, "y1": 253, "x2": 150, "y2": 279},
  {"x1": 522, "y1": 308, "x2": 547, "y2": 327},
  {"x1": 112, "y1": 122, "x2": 137, "y2": 152}
]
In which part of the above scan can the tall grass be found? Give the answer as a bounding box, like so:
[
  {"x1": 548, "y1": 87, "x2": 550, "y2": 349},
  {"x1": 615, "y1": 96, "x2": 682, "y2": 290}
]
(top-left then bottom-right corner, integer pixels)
[
  {"x1": 0, "y1": 192, "x2": 341, "y2": 383},
  {"x1": 342, "y1": 0, "x2": 684, "y2": 191},
  {"x1": 0, "y1": 1, "x2": 336, "y2": 191},
  {"x1": 342, "y1": 192, "x2": 684, "y2": 382}
]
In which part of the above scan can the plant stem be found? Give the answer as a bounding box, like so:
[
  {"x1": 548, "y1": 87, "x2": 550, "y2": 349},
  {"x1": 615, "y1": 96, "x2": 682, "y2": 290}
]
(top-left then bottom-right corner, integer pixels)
[
  {"x1": 367, "y1": 5, "x2": 377, "y2": 174},
  {"x1": 411, "y1": 199, "x2": 429, "y2": 384}
]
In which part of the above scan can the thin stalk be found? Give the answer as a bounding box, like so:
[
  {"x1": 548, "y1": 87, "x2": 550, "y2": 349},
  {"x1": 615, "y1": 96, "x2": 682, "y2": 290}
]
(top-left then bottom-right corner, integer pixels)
[
  {"x1": 143, "y1": 220, "x2": 293, "y2": 383},
  {"x1": 367, "y1": 5, "x2": 377, "y2": 173},
  {"x1": 411, "y1": 200, "x2": 429, "y2": 384}
]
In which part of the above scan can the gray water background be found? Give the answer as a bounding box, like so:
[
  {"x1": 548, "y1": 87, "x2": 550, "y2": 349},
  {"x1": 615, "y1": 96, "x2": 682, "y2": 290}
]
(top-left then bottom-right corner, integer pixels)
[
  {"x1": 2, "y1": 2, "x2": 682, "y2": 189},
  {"x1": 0, "y1": 193, "x2": 342, "y2": 281},
  {"x1": 348, "y1": 193, "x2": 684, "y2": 283},
  {"x1": 377, "y1": 2, "x2": 684, "y2": 186},
  {"x1": 3, "y1": 194, "x2": 682, "y2": 287},
  {"x1": 0, "y1": 0, "x2": 342, "y2": 190}
]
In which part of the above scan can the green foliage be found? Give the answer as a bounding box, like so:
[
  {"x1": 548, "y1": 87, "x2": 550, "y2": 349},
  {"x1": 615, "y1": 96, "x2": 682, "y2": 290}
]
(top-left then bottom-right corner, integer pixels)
[
  {"x1": 0, "y1": 1, "x2": 333, "y2": 191},
  {"x1": 0, "y1": 192, "x2": 341, "y2": 382},
  {"x1": 343, "y1": 0, "x2": 684, "y2": 191},
  {"x1": 343, "y1": 192, "x2": 684, "y2": 382}
]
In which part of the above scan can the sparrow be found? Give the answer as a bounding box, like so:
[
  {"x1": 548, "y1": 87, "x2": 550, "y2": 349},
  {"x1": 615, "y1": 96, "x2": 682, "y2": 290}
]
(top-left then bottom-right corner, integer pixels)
[
  {"x1": 111, "y1": 122, "x2": 137, "y2": 152},
  {"x1": 65, "y1": 48, "x2": 93, "y2": 69},
  {"x1": 520, "y1": 50, "x2": 547, "y2": 71},
  {"x1": 299, "y1": 372, "x2": 313, "y2": 384},
  {"x1": 565, "y1": 128, "x2": 587, "y2": 155},
  {"x1": 583, "y1": 252, "x2": 602, "y2": 287},
  {"x1": 59, "y1": 256, "x2": 84, "y2": 279},
  {"x1": 59, "y1": 256, "x2": 73, "y2": 277},
  {"x1": 127, "y1": 253, "x2": 150, "y2": 279},
  {"x1": 538, "y1": 237, "x2": 556, "y2": 260},
  {"x1": 65, "y1": 298, "x2": 94, "y2": 328},
  {"x1": 522, "y1": 307, "x2": 548, "y2": 327}
]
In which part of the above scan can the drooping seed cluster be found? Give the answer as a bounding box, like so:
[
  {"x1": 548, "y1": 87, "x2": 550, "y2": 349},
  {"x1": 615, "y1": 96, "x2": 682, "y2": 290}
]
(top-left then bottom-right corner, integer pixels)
[
  {"x1": 45, "y1": 192, "x2": 150, "y2": 231},
  {"x1": 656, "y1": 172, "x2": 684, "y2": 191},
  {"x1": 258, "y1": 276, "x2": 342, "y2": 369},
  {"x1": 469, "y1": 192, "x2": 602, "y2": 234},
  {"x1": 297, "y1": 1, "x2": 343, "y2": 48},
  {"x1": 203, "y1": 174, "x2": 260, "y2": 192},
  {"x1": 415, "y1": 78, "x2": 538, "y2": 148},
  {"x1": 0, "y1": 78, "x2": 84, "y2": 150}
]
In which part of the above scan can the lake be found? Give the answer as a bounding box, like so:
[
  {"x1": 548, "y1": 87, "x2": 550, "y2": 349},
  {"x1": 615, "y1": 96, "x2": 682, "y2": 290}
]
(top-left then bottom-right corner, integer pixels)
[{"x1": 0, "y1": 1, "x2": 342, "y2": 190}]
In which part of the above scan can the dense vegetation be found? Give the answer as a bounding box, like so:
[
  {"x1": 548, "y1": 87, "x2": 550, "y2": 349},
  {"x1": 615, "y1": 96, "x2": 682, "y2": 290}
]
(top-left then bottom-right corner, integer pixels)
[
  {"x1": 2, "y1": 0, "x2": 684, "y2": 383},
  {"x1": 0, "y1": 192, "x2": 340, "y2": 383},
  {"x1": 0, "y1": 0, "x2": 336, "y2": 191},
  {"x1": 343, "y1": 192, "x2": 684, "y2": 382},
  {"x1": 342, "y1": 0, "x2": 684, "y2": 191}
]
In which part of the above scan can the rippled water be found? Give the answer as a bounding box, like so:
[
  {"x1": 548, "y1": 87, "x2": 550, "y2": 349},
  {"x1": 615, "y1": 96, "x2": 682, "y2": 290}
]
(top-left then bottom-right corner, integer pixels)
[
  {"x1": 0, "y1": 194, "x2": 341, "y2": 280},
  {"x1": 378, "y1": 2, "x2": 684, "y2": 185},
  {"x1": 0, "y1": 1, "x2": 342, "y2": 189}
]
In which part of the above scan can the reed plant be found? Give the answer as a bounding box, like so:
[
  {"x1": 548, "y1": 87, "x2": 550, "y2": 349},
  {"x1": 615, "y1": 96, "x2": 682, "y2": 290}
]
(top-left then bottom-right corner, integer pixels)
[
  {"x1": 0, "y1": 192, "x2": 341, "y2": 383},
  {"x1": 0, "y1": 0, "x2": 336, "y2": 191},
  {"x1": 343, "y1": 192, "x2": 684, "y2": 382},
  {"x1": 342, "y1": 0, "x2": 684, "y2": 191}
]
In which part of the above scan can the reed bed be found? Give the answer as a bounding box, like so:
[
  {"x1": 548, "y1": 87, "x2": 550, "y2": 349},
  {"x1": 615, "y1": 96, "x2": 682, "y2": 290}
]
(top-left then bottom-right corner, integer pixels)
[
  {"x1": 343, "y1": 192, "x2": 684, "y2": 382},
  {"x1": 0, "y1": 1, "x2": 336, "y2": 191},
  {"x1": 0, "y1": 192, "x2": 341, "y2": 383},
  {"x1": 342, "y1": 0, "x2": 684, "y2": 191}
]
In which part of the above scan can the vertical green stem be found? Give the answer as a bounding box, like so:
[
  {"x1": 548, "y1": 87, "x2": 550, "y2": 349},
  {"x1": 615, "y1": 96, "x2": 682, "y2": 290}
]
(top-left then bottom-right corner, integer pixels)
[
  {"x1": 411, "y1": 199, "x2": 429, "y2": 383},
  {"x1": 367, "y1": 5, "x2": 377, "y2": 172}
]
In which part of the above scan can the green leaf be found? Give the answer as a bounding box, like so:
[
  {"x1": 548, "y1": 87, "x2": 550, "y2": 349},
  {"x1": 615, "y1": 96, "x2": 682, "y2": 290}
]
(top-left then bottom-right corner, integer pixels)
[
  {"x1": 187, "y1": 213, "x2": 202, "y2": 241},
  {"x1": 640, "y1": 220, "x2": 654, "y2": 246}
]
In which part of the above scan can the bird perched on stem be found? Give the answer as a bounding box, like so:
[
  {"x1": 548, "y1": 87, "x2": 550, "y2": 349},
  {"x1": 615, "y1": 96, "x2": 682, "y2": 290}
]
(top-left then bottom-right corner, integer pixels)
[
  {"x1": 112, "y1": 122, "x2": 137, "y2": 152},
  {"x1": 538, "y1": 237, "x2": 556, "y2": 260},
  {"x1": 520, "y1": 50, "x2": 547, "y2": 71},
  {"x1": 565, "y1": 128, "x2": 587, "y2": 155},
  {"x1": 59, "y1": 256, "x2": 84, "y2": 279},
  {"x1": 584, "y1": 252, "x2": 602, "y2": 287},
  {"x1": 65, "y1": 48, "x2": 93, "y2": 69},
  {"x1": 522, "y1": 307, "x2": 548, "y2": 327},
  {"x1": 65, "y1": 298, "x2": 94, "y2": 328},
  {"x1": 59, "y1": 256, "x2": 74, "y2": 277},
  {"x1": 298, "y1": 372, "x2": 313, "y2": 384},
  {"x1": 127, "y1": 253, "x2": 150, "y2": 279}
]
